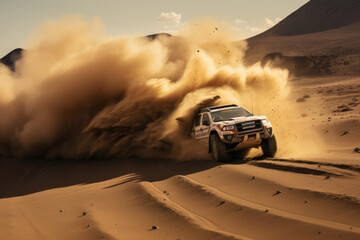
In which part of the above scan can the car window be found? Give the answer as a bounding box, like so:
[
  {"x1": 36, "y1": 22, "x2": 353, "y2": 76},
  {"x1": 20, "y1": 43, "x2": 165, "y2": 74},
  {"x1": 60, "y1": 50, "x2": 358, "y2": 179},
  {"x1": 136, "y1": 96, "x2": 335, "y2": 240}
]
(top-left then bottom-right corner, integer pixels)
[
  {"x1": 194, "y1": 114, "x2": 201, "y2": 126},
  {"x1": 211, "y1": 107, "x2": 252, "y2": 122},
  {"x1": 202, "y1": 113, "x2": 210, "y2": 125}
]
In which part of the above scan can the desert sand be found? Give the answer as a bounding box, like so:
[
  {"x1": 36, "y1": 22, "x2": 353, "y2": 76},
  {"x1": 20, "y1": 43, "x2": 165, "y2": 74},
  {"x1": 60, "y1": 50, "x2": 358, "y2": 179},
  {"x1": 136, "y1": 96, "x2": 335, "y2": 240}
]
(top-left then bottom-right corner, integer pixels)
[
  {"x1": 1, "y1": 138, "x2": 360, "y2": 240},
  {"x1": 0, "y1": 75, "x2": 359, "y2": 239},
  {"x1": 1, "y1": 0, "x2": 360, "y2": 239},
  {"x1": 1, "y1": 73, "x2": 359, "y2": 240}
]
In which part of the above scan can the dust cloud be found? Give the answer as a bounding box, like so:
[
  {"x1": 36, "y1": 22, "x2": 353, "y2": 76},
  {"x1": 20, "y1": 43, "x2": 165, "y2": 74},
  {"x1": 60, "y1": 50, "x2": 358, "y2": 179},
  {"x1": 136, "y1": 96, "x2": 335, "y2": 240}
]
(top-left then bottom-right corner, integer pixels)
[{"x1": 0, "y1": 16, "x2": 320, "y2": 160}]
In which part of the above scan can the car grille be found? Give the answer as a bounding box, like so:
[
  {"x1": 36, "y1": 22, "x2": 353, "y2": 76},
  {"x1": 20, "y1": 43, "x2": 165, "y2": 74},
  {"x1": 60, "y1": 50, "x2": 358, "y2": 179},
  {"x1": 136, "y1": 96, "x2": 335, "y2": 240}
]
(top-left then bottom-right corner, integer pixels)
[{"x1": 236, "y1": 120, "x2": 262, "y2": 133}]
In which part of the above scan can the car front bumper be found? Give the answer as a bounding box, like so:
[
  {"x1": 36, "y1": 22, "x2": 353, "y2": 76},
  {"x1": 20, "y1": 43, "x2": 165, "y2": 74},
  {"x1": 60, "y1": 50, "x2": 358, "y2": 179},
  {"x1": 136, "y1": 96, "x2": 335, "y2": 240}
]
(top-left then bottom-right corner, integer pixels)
[{"x1": 220, "y1": 127, "x2": 273, "y2": 150}]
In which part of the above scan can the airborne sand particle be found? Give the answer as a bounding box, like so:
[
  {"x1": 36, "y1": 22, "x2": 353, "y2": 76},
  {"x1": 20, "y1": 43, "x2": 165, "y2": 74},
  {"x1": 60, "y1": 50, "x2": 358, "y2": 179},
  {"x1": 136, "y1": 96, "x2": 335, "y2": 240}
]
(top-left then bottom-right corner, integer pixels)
[{"x1": 0, "y1": 16, "x2": 322, "y2": 160}]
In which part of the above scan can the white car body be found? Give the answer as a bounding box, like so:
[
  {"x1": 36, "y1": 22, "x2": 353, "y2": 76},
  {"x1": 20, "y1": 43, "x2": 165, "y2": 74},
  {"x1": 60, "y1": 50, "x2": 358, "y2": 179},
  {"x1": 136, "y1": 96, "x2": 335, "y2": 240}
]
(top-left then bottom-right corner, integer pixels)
[{"x1": 191, "y1": 104, "x2": 275, "y2": 158}]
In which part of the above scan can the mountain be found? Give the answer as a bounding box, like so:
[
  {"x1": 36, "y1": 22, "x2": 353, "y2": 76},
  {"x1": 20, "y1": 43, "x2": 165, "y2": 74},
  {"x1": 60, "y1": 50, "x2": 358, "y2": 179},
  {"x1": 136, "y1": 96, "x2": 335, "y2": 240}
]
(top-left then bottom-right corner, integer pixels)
[
  {"x1": 255, "y1": 0, "x2": 360, "y2": 38},
  {"x1": 0, "y1": 48, "x2": 23, "y2": 71},
  {"x1": 245, "y1": 0, "x2": 360, "y2": 76},
  {"x1": 146, "y1": 33, "x2": 172, "y2": 40}
]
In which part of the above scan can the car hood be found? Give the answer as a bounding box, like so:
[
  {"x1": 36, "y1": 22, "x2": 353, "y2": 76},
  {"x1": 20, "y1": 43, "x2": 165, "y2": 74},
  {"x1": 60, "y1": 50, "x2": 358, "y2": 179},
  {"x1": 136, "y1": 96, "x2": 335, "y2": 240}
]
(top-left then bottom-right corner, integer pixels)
[{"x1": 220, "y1": 116, "x2": 267, "y2": 125}]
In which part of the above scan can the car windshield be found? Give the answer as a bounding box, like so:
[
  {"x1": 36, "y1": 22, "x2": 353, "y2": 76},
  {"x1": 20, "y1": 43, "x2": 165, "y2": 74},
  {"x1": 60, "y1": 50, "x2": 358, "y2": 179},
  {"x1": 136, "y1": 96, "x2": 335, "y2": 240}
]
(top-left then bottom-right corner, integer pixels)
[{"x1": 211, "y1": 107, "x2": 252, "y2": 122}]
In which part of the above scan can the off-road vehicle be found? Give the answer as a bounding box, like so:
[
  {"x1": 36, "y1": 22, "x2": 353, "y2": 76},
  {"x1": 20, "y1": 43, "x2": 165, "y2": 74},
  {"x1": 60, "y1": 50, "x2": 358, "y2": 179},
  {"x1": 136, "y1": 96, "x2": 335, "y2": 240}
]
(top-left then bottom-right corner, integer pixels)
[{"x1": 191, "y1": 104, "x2": 277, "y2": 161}]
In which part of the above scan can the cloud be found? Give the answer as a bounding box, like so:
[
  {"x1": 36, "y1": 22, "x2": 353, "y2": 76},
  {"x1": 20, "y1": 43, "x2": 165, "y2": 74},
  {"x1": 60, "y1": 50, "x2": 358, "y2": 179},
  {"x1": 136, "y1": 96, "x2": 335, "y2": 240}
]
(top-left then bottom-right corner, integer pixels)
[
  {"x1": 235, "y1": 19, "x2": 247, "y2": 24},
  {"x1": 157, "y1": 12, "x2": 182, "y2": 25},
  {"x1": 246, "y1": 26, "x2": 264, "y2": 33},
  {"x1": 244, "y1": 17, "x2": 282, "y2": 35},
  {"x1": 265, "y1": 17, "x2": 282, "y2": 27}
]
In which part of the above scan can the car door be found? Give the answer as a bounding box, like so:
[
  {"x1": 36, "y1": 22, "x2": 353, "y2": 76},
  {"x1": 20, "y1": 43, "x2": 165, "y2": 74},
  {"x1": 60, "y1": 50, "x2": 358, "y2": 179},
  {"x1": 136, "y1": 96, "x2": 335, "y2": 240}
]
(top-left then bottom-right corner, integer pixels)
[
  {"x1": 199, "y1": 113, "x2": 211, "y2": 145},
  {"x1": 192, "y1": 114, "x2": 202, "y2": 140}
]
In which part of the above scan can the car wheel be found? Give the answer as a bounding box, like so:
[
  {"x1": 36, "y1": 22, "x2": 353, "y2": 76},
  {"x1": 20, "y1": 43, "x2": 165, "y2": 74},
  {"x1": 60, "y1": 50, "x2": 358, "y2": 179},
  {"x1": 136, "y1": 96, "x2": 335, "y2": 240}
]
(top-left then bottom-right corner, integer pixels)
[
  {"x1": 210, "y1": 134, "x2": 228, "y2": 162},
  {"x1": 262, "y1": 135, "x2": 277, "y2": 157}
]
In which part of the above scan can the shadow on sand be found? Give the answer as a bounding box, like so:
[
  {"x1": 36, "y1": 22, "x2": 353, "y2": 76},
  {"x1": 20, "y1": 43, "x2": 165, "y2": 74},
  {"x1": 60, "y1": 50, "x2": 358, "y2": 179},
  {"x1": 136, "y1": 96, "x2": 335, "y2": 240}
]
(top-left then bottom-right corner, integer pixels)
[
  {"x1": 0, "y1": 154, "x2": 266, "y2": 199},
  {"x1": 0, "y1": 156, "x2": 247, "y2": 198}
]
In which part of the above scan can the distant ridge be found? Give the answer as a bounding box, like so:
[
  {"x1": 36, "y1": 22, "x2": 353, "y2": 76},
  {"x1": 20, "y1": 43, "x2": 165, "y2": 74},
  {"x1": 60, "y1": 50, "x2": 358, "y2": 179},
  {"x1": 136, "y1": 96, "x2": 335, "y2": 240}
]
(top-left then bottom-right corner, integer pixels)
[
  {"x1": 146, "y1": 33, "x2": 171, "y2": 40},
  {"x1": 0, "y1": 48, "x2": 23, "y2": 71},
  {"x1": 253, "y1": 0, "x2": 360, "y2": 38}
]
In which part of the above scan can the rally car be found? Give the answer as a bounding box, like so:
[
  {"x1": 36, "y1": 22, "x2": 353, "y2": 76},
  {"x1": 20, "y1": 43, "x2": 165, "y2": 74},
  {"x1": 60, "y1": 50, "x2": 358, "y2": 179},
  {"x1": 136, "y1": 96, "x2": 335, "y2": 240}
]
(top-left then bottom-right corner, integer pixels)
[{"x1": 191, "y1": 104, "x2": 277, "y2": 161}]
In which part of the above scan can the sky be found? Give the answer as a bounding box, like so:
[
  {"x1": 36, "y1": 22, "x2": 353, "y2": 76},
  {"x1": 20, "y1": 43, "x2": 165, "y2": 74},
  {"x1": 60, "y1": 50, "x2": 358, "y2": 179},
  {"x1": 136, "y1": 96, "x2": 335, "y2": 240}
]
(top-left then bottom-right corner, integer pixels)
[{"x1": 0, "y1": 0, "x2": 308, "y2": 57}]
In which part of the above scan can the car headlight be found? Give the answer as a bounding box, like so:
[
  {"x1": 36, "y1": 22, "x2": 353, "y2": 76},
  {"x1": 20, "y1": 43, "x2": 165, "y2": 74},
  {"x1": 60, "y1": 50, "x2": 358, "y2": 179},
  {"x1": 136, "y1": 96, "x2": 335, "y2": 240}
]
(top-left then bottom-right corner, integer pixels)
[
  {"x1": 223, "y1": 125, "x2": 235, "y2": 131},
  {"x1": 261, "y1": 119, "x2": 272, "y2": 128}
]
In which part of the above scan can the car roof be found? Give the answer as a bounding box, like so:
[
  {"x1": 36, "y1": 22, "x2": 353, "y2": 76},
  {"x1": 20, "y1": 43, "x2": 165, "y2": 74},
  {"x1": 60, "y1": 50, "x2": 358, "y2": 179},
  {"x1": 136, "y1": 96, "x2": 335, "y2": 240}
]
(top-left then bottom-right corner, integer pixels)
[{"x1": 200, "y1": 104, "x2": 239, "y2": 113}]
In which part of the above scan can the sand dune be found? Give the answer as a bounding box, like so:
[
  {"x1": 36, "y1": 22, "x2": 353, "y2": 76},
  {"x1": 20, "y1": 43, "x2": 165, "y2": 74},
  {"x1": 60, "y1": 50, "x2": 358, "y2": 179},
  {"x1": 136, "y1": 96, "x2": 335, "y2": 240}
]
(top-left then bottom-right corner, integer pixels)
[{"x1": 1, "y1": 152, "x2": 359, "y2": 240}]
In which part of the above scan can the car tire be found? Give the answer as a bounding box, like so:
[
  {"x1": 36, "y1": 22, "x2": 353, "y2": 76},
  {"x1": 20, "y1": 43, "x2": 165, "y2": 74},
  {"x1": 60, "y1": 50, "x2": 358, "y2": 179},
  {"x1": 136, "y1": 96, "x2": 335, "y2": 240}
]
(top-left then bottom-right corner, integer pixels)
[
  {"x1": 210, "y1": 134, "x2": 228, "y2": 162},
  {"x1": 262, "y1": 135, "x2": 277, "y2": 157}
]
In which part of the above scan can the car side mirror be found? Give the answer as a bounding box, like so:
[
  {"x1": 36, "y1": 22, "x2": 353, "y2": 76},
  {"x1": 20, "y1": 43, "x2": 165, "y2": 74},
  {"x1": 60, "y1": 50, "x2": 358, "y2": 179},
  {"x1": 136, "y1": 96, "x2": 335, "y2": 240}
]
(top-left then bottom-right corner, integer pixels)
[{"x1": 203, "y1": 120, "x2": 210, "y2": 126}]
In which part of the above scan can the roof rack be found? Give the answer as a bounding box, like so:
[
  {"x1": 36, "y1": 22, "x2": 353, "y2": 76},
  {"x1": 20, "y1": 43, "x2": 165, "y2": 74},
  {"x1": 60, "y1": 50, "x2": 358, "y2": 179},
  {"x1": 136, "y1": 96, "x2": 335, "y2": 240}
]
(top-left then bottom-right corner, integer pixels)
[{"x1": 200, "y1": 104, "x2": 239, "y2": 113}]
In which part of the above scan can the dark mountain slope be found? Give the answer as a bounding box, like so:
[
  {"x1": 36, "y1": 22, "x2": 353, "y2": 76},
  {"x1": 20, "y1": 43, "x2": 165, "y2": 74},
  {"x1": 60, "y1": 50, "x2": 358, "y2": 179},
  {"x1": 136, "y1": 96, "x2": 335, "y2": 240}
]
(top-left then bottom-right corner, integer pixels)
[
  {"x1": 244, "y1": 0, "x2": 360, "y2": 75},
  {"x1": 254, "y1": 0, "x2": 360, "y2": 38},
  {"x1": 0, "y1": 48, "x2": 23, "y2": 71}
]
